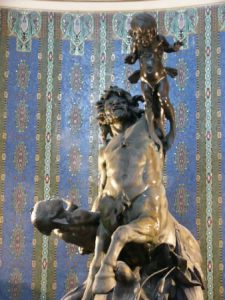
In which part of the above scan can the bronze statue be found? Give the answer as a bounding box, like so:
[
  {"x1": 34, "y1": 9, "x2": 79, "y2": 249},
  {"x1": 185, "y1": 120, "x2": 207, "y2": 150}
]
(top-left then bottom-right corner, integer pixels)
[
  {"x1": 31, "y1": 13, "x2": 204, "y2": 300},
  {"x1": 32, "y1": 85, "x2": 204, "y2": 299},
  {"x1": 125, "y1": 13, "x2": 183, "y2": 151}
]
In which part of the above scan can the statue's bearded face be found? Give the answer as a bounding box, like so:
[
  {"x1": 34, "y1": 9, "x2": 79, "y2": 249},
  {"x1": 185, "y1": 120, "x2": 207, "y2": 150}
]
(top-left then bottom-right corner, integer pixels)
[{"x1": 104, "y1": 95, "x2": 130, "y2": 124}]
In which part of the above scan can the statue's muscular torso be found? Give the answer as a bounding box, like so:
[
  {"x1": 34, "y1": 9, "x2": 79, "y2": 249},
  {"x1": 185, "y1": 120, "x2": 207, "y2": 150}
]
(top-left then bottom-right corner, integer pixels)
[{"x1": 100, "y1": 116, "x2": 176, "y2": 247}]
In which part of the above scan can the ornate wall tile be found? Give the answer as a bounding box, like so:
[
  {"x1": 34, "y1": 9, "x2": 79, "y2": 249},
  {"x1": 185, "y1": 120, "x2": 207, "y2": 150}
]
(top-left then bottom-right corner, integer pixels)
[
  {"x1": 66, "y1": 244, "x2": 78, "y2": 260},
  {"x1": 61, "y1": 14, "x2": 93, "y2": 56},
  {"x1": 64, "y1": 270, "x2": 78, "y2": 294},
  {"x1": 8, "y1": 11, "x2": 41, "y2": 52},
  {"x1": 70, "y1": 64, "x2": 83, "y2": 92},
  {"x1": 15, "y1": 100, "x2": 29, "y2": 132},
  {"x1": 164, "y1": 9, "x2": 198, "y2": 48},
  {"x1": 12, "y1": 183, "x2": 27, "y2": 215},
  {"x1": 68, "y1": 105, "x2": 82, "y2": 134},
  {"x1": 175, "y1": 59, "x2": 189, "y2": 91},
  {"x1": 68, "y1": 186, "x2": 81, "y2": 206},
  {"x1": 16, "y1": 61, "x2": 30, "y2": 90},
  {"x1": 112, "y1": 13, "x2": 133, "y2": 54},
  {"x1": 13, "y1": 142, "x2": 28, "y2": 174},
  {"x1": 9, "y1": 268, "x2": 23, "y2": 300},
  {"x1": 175, "y1": 102, "x2": 189, "y2": 132},
  {"x1": 174, "y1": 184, "x2": 189, "y2": 216},
  {"x1": 174, "y1": 142, "x2": 188, "y2": 174},
  {"x1": 10, "y1": 225, "x2": 25, "y2": 258},
  {"x1": 68, "y1": 145, "x2": 82, "y2": 176},
  {"x1": 218, "y1": 6, "x2": 225, "y2": 31}
]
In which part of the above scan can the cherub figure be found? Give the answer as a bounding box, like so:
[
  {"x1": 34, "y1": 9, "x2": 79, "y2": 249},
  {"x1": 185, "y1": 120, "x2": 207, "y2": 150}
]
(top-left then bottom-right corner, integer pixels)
[{"x1": 125, "y1": 13, "x2": 183, "y2": 151}]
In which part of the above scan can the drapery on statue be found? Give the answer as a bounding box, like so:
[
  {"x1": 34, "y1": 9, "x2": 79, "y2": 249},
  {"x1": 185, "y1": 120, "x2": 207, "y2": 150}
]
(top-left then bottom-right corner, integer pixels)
[{"x1": 31, "y1": 13, "x2": 204, "y2": 300}]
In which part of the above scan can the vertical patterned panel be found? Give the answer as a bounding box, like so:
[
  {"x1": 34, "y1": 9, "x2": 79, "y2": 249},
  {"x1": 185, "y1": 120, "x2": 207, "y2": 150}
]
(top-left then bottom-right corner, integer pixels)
[
  {"x1": 219, "y1": 5, "x2": 225, "y2": 299},
  {"x1": 56, "y1": 12, "x2": 93, "y2": 299},
  {"x1": 196, "y1": 8, "x2": 207, "y2": 299},
  {"x1": 0, "y1": 10, "x2": 39, "y2": 300},
  {"x1": 46, "y1": 13, "x2": 63, "y2": 300},
  {"x1": 39, "y1": 12, "x2": 55, "y2": 300},
  {"x1": 211, "y1": 6, "x2": 223, "y2": 300},
  {"x1": 31, "y1": 12, "x2": 48, "y2": 300},
  {"x1": 204, "y1": 7, "x2": 213, "y2": 300},
  {"x1": 166, "y1": 39, "x2": 198, "y2": 234},
  {"x1": 0, "y1": 9, "x2": 9, "y2": 298}
]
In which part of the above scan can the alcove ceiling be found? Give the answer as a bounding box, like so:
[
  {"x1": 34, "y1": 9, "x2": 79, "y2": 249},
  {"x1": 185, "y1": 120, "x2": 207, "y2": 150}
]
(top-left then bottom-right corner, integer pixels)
[{"x1": 1, "y1": 0, "x2": 225, "y2": 12}]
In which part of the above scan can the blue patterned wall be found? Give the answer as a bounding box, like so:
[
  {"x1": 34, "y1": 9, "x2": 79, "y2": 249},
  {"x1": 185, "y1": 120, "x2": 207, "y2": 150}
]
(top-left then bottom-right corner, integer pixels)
[{"x1": 0, "y1": 6, "x2": 225, "y2": 300}]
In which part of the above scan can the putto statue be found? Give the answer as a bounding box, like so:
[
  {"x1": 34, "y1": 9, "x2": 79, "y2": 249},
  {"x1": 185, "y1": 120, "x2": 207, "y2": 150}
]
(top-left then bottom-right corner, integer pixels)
[
  {"x1": 125, "y1": 13, "x2": 183, "y2": 151},
  {"x1": 31, "y1": 13, "x2": 204, "y2": 300}
]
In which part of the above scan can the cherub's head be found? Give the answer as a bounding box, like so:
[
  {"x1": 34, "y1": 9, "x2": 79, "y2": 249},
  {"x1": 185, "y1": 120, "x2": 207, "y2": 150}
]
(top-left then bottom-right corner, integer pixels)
[{"x1": 129, "y1": 13, "x2": 157, "y2": 46}]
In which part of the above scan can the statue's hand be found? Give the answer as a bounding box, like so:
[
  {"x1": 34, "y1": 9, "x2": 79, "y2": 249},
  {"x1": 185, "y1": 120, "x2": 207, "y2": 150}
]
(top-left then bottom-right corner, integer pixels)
[
  {"x1": 173, "y1": 41, "x2": 183, "y2": 51},
  {"x1": 124, "y1": 54, "x2": 136, "y2": 64}
]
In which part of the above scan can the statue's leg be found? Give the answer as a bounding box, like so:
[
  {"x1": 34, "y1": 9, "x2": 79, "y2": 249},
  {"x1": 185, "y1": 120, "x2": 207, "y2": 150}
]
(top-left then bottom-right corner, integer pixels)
[
  {"x1": 82, "y1": 224, "x2": 110, "y2": 300},
  {"x1": 93, "y1": 216, "x2": 157, "y2": 294},
  {"x1": 157, "y1": 78, "x2": 175, "y2": 150},
  {"x1": 141, "y1": 82, "x2": 162, "y2": 149}
]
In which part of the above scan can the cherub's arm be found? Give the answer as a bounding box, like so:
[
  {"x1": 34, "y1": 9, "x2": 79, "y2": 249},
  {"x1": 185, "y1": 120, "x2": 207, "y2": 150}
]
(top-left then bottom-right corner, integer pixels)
[
  {"x1": 91, "y1": 147, "x2": 107, "y2": 212},
  {"x1": 159, "y1": 34, "x2": 183, "y2": 53},
  {"x1": 125, "y1": 40, "x2": 138, "y2": 64}
]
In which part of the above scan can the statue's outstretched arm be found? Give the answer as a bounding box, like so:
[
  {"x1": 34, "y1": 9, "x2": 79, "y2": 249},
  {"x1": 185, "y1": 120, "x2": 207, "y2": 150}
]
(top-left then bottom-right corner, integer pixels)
[{"x1": 159, "y1": 34, "x2": 183, "y2": 53}]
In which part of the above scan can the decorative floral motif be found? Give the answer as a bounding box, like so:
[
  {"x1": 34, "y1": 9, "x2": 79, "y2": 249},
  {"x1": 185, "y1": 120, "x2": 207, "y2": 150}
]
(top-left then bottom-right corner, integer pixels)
[
  {"x1": 70, "y1": 64, "x2": 83, "y2": 92},
  {"x1": 69, "y1": 105, "x2": 82, "y2": 133},
  {"x1": 112, "y1": 13, "x2": 133, "y2": 54},
  {"x1": 13, "y1": 183, "x2": 27, "y2": 214},
  {"x1": 61, "y1": 14, "x2": 93, "y2": 56},
  {"x1": 218, "y1": 6, "x2": 225, "y2": 31},
  {"x1": 174, "y1": 184, "x2": 189, "y2": 216},
  {"x1": 174, "y1": 142, "x2": 188, "y2": 174},
  {"x1": 164, "y1": 9, "x2": 198, "y2": 48},
  {"x1": 175, "y1": 102, "x2": 188, "y2": 132},
  {"x1": 8, "y1": 11, "x2": 41, "y2": 52},
  {"x1": 68, "y1": 186, "x2": 81, "y2": 206},
  {"x1": 175, "y1": 59, "x2": 189, "y2": 91},
  {"x1": 66, "y1": 244, "x2": 78, "y2": 260},
  {"x1": 68, "y1": 145, "x2": 82, "y2": 176},
  {"x1": 65, "y1": 269, "x2": 78, "y2": 294},
  {"x1": 14, "y1": 142, "x2": 28, "y2": 173},
  {"x1": 9, "y1": 268, "x2": 23, "y2": 300},
  {"x1": 10, "y1": 225, "x2": 25, "y2": 257},
  {"x1": 16, "y1": 61, "x2": 30, "y2": 90},
  {"x1": 15, "y1": 100, "x2": 29, "y2": 132}
]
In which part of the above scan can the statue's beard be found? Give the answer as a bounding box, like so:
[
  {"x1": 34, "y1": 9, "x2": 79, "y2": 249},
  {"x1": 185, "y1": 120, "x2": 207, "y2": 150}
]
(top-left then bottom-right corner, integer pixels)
[{"x1": 106, "y1": 109, "x2": 131, "y2": 125}]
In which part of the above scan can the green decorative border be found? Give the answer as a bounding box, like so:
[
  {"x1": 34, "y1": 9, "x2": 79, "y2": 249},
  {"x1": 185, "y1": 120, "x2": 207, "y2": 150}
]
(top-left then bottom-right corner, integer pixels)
[
  {"x1": 205, "y1": 7, "x2": 213, "y2": 300},
  {"x1": 88, "y1": 14, "x2": 101, "y2": 208},
  {"x1": 196, "y1": 7, "x2": 207, "y2": 299},
  {"x1": 40, "y1": 12, "x2": 55, "y2": 300},
  {"x1": 0, "y1": 9, "x2": 9, "y2": 270},
  {"x1": 211, "y1": 6, "x2": 223, "y2": 299},
  {"x1": 47, "y1": 13, "x2": 62, "y2": 299},
  {"x1": 32, "y1": 12, "x2": 48, "y2": 300}
]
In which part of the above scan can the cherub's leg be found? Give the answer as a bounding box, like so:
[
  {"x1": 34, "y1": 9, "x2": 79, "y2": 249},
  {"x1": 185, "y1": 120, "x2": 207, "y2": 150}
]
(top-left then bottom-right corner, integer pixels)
[
  {"x1": 93, "y1": 216, "x2": 159, "y2": 294},
  {"x1": 141, "y1": 82, "x2": 162, "y2": 149},
  {"x1": 157, "y1": 78, "x2": 176, "y2": 150}
]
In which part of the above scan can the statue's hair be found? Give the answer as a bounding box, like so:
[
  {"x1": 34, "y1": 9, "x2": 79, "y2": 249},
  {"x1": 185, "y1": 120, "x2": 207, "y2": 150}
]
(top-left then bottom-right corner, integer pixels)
[
  {"x1": 130, "y1": 13, "x2": 157, "y2": 33},
  {"x1": 96, "y1": 86, "x2": 144, "y2": 143}
]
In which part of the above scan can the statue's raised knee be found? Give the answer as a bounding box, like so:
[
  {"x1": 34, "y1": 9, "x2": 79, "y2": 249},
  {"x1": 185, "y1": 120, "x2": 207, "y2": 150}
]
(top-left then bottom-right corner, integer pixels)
[{"x1": 92, "y1": 264, "x2": 116, "y2": 295}]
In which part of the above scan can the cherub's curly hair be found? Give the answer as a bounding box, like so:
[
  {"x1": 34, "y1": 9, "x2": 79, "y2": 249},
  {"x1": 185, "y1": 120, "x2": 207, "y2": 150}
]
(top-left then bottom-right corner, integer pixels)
[{"x1": 96, "y1": 86, "x2": 144, "y2": 143}]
